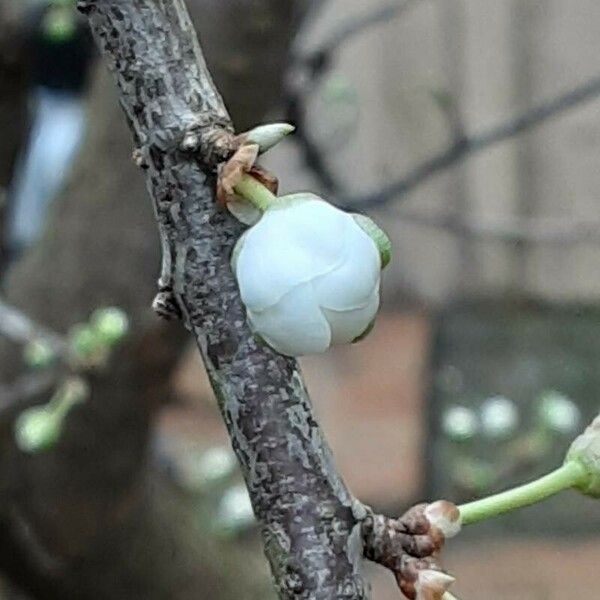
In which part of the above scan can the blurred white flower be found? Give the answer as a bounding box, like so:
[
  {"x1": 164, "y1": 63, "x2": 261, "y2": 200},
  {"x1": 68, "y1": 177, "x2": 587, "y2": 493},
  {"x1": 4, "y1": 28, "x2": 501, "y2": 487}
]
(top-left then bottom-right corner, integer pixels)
[
  {"x1": 538, "y1": 391, "x2": 581, "y2": 434},
  {"x1": 441, "y1": 406, "x2": 478, "y2": 441},
  {"x1": 231, "y1": 194, "x2": 386, "y2": 356},
  {"x1": 198, "y1": 447, "x2": 237, "y2": 483},
  {"x1": 218, "y1": 484, "x2": 256, "y2": 530},
  {"x1": 480, "y1": 396, "x2": 519, "y2": 438}
]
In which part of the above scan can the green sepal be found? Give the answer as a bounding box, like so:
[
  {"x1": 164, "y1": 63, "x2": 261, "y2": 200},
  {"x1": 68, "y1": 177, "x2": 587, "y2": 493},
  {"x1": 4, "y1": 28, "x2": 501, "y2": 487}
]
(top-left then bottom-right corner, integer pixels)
[
  {"x1": 352, "y1": 318, "x2": 376, "y2": 344},
  {"x1": 352, "y1": 214, "x2": 392, "y2": 269}
]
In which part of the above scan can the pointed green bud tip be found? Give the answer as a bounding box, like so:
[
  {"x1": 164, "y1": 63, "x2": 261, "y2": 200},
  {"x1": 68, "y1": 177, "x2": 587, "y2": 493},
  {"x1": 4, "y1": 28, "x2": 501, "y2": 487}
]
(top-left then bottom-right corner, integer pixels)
[
  {"x1": 565, "y1": 414, "x2": 600, "y2": 498},
  {"x1": 244, "y1": 123, "x2": 295, "y2": 154},
  {"x1": 352, "y1": 214, "x2": 392, "y2": 269},
  {"x1": 91, "y1": 307, "x2": 130, "y2": 346},
  {"x1": 23, "y1": 339, "x2": 56, "y2": 370}
]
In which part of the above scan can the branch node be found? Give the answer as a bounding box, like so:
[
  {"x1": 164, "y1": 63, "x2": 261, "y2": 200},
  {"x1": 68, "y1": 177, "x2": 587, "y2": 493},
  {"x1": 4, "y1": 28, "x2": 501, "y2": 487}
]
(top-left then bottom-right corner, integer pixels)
[
  {"x1": 152, "y1": 289, "x2": 182, "y2": 321},
  {"x1": 362, "y1": 503, "x2": 458, "y2": 598},
  {"x1": 179, "y1": 123, "x2": 236, "y2": 168},
  {"x1": 76, "y1": 1, "x2": 95, "y2": 15}
]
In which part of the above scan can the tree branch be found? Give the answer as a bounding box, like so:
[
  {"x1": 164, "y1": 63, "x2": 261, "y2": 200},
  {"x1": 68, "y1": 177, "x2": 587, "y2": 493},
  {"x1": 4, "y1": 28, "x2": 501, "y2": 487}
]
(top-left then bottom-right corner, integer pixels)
[
  {"x1": 341, "y1": 73, "x2": 600, "y2": 209},
  {"x1": 298, "y1": 0, "x2": 419, "y2": 65},
  {"x1": 285, "y1": 0, "x2": 420, "y2": 193},
  {"x1": 83, "y1": 1, "x2": 370, "y2": 596},
  {"x1": 0, "y1": 300, "x2": 65, "y2": 352},
  {"x1": 396, "y1": 211, "x2": 600, "y2": 244},
  {"x1": 288, "y1": 2, "x2": 600, "y2": 212},
  {"x1": 0, "y1": 371, "x2": 59, "y2": 415}
]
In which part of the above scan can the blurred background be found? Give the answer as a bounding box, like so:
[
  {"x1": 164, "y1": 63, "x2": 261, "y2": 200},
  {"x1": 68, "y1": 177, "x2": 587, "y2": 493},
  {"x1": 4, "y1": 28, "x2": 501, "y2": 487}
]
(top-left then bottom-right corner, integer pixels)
[{"x1": 0, "y1": 0, "x2": 599, "y2": 598}]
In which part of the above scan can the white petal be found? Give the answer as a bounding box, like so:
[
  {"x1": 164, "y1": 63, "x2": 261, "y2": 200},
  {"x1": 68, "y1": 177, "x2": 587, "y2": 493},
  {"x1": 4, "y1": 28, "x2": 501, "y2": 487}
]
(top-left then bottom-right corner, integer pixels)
[
  {"x1": 322, "y1": 288, "x2": 379, "y2": 345},
  {"x1": 314, "y1": 220, "x2": 381, "y2": 311},
  {"x1": 247, "y1": 283, "x2": 331, "y2": 356},
  {"x1": 236, "y1": 198, "x2": 347, "y2": 311},
  {"x1": 227, "y1": 200, "x2": 262, "y2": 226}
]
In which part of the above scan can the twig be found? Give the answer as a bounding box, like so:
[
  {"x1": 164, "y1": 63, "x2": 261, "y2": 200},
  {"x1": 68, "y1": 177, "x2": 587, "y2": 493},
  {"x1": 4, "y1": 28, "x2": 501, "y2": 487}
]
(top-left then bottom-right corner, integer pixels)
[
  {"x1": 0, "y1": 299, "x2": 65, "y2": 351},
  {"x1": 396, "y1": 211, "x2": 600, "y2": 244},
  {"x1": 299, "y1": 0, "x2": 420, "y2": 63},
  {"x1": 341, "y1": 73, "x2": 600, "y2": 209},
  {"x1": 285, "y1": 0, "x2": 421, "y2": 193},
  {"x1": 0, "y1": 370, "x2": 59, "y2": 414}
]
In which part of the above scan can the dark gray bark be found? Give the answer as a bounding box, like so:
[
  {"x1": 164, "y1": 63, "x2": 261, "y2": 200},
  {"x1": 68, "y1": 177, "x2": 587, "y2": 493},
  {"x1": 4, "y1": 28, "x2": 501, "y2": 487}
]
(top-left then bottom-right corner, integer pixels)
[{"x1": 83, "y1": 0, "x2": 370, "y2": 598}]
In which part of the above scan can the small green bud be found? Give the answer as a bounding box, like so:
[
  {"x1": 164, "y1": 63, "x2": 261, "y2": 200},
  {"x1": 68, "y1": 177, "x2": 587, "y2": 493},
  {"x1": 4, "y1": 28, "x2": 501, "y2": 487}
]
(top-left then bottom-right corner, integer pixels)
[
  {"x1": 14, "y1": 377, "x2": 88, "y2": 454},
  {"x1": 69, "y1": 324, "x2": 101, "y2": 359},
  {"x1": 15, "y1": 407, "x2": 61, "y2": 453},
  {"x1": 352, "y1": 214, "x2": 392, "y2": 269},
  {"x1": 90, "y1": 307, "x2": 129, "y2": 346},
  {"x1": 23, "y1": 339, "x2": 56, "y2": 370},
  {"x1": 565, "y1": 415, "x2": 600, "y2": 498}
]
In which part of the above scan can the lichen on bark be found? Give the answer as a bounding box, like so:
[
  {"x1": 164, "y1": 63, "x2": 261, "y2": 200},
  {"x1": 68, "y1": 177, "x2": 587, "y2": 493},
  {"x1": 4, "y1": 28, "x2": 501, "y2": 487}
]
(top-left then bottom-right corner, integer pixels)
[{"x1": 84, "y1": 0, "x2": 371, "y2": 597}]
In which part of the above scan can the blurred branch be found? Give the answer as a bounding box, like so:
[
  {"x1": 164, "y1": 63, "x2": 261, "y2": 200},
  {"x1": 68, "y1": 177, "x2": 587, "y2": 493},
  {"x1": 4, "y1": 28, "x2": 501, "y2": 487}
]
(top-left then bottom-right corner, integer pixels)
[
  {"x1": 0, "y1": 371, "x2": 58, "y2": 413},
  {"x1": 285, "y1": 0, "x2": 421, "y2": 192},
  {"x1": 298, "y1": 0, "x2": 420, "y2": 64},
  {"x1": 398, "y1": 211, "x2": 600, "y2": 244},
  {"x1": 0, "y1": 299, "x2": 65, "y2": 351},
  {"x1": 342, "y1": 73, "x2": 600, "y2": 208},
  {"x1": 290, "y1": 3, "x2": 600, "y2": 212}
]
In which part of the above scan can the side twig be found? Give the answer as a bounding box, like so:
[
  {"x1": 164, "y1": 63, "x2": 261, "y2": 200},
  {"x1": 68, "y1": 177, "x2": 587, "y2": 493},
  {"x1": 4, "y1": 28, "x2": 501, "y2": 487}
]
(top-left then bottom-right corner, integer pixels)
[
  {"x1": 0, "y1": 299, "x2": 65, "y2": 351},
  {"x1": 84, "y1": 1, "x2": 367, "y2": 596},
  {"x1": 342, "y1": 73, "x2": 600, "y2": 208},
  {"x1": 395, "y1": 211, "x2": 600, "y2": 244}
]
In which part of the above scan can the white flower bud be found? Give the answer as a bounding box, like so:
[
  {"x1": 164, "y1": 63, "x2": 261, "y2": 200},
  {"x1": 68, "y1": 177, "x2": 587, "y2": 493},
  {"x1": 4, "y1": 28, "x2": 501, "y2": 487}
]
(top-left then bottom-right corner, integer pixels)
[
  {"x1": 218, "y1": 484, "x2": 256, "y2": 531},
  {"x1": 480, "y1": 396, "x2": 519, "y2": 439},
  {"x1": 231, "y1": 194, "x2": 385, "y2": 356},
  {"x1": 442, "y1": 406, "x2": 478, "y2": 442},
  {"x1": 538, "y1": 390, "x2": 580, "y2": 434}
]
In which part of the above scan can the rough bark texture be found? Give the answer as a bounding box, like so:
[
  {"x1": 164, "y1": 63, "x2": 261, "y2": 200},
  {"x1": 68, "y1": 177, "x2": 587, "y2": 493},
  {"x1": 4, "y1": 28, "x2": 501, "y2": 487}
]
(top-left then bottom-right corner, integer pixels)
[{"x1": 84, "y1": 0, "x2": 370, "y2": 598}]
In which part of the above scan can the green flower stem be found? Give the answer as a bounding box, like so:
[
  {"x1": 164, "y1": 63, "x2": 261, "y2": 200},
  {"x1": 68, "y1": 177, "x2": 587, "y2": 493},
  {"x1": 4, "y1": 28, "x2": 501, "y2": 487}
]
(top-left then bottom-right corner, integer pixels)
[
  {"x1": 234, "y1": 173, "x2": 278, "y2": 212},
  {"x1": 458, "y1": 461, "x2": 588, "y2": 526}
]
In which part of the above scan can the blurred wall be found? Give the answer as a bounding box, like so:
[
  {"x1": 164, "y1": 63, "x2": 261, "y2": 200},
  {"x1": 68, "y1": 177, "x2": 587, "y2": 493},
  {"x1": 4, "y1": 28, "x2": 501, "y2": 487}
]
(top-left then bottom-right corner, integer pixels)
[{"x1": 269, "y1": 0, "x2": 600, "y2": 305}]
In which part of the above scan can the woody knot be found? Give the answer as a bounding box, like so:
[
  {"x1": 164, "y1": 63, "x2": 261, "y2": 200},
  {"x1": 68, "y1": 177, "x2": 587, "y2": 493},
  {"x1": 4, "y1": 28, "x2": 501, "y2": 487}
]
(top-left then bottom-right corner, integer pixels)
[{"x1": 362, "y1": 501, "x2": 460, "y2": 599}]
